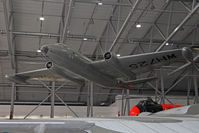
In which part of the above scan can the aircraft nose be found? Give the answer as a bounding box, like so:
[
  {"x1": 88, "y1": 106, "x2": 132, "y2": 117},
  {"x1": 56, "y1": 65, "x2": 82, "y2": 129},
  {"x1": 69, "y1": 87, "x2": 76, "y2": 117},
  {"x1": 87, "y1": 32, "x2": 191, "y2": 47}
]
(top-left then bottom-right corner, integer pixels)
[{"x1": 41, "y1": 45, "x2": 49, "y2": 54}]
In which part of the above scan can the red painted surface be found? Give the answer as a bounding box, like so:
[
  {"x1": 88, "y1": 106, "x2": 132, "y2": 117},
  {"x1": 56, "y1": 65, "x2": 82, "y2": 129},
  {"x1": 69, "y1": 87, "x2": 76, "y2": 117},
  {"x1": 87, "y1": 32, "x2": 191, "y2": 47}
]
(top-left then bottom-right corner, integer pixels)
[
  {"x1": 161, "y1": 104, "x2": 183, "y2": 110},
  {"x1": 128, "y1": 84, "x2": 133, "y2": 87},
  {"x1": 130, "y1": 106, "x2": 140, "y2": 116},
  {"x1": 130, "y1": 104, "x2": 183, "y2": 116}
]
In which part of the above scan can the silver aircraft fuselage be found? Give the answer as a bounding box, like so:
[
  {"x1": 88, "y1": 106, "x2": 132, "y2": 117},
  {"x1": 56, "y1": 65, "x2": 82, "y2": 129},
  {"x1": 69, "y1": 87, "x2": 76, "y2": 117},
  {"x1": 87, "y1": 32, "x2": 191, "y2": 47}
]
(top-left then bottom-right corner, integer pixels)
[{"x1": 41, "y1": 44, "x2": 118, "y2": 87}]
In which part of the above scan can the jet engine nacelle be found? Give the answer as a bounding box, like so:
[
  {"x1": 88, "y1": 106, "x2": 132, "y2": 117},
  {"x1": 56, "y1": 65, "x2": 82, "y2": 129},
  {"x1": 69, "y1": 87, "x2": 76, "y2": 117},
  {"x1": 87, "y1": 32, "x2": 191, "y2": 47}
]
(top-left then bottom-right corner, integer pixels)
[
  {"x1": 46, "y1": 61, "x2": 53, "y2": 69},
  {"x1": 104, "y1": 52, "x2": 119, "y2": 64},
  {"x1": 104, "y1": 52, "x2": 115, "y2": 60},
  {"x1": 182, "y1": 47, "x2": 193, "y2": 62},
  {"x1": 104, "y1": 52, "x2": 135, "y2": 78}
]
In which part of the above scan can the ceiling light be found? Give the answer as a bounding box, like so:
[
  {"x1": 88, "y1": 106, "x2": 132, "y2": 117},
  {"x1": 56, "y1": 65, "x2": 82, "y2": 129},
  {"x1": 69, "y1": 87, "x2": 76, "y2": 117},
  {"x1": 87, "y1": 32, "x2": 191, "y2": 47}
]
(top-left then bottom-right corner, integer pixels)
[
  {"x1": 39, "y1": 16, "x2": 45, "y2": 21},
  {"x1": 83, "y1": 38, "x2": 88, "y2": 41},
  {"x1": 166, "y1": 42, "x2": 169, "y2": 46},
  {"x1": 97, "y1": 2, "x2": 103, "y2": 5},
  {"x1": 37, "y1": 49, "x2": 41, "y2": 53},
  {"x1": 116, "y1": 54, "x2": 120, "y2": 57},
  {"x1": 136, "y1": 24, "x2": 142, "y2": 28}
]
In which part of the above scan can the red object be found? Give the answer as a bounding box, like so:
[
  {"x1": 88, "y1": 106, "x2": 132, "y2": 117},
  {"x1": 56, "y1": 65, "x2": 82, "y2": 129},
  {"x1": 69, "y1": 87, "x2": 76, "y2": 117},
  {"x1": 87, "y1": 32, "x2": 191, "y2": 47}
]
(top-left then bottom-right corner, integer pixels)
[
  {"x1": 130, "y1": 104, "x2": 183, "y2": 116},
  {"x1": 117, "y1": 111, "x2": 120, "y2": 116},
  {"x1": 130, "y1": 106, "x2": 140, "y2": 116},
  {"x1": 161, "y1": 104, "x2": 183, "y2": 110},
  {"x1": 128, "y1": 84, "x2": 133, "y2": 87}
]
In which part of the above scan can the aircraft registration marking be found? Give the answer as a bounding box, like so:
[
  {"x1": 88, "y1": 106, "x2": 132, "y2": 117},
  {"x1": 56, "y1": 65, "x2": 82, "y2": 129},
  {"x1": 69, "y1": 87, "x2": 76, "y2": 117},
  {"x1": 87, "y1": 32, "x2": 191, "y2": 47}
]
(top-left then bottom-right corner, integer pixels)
[{"x1": 129, "y1": 54, "x2": 177, "y2": 69}]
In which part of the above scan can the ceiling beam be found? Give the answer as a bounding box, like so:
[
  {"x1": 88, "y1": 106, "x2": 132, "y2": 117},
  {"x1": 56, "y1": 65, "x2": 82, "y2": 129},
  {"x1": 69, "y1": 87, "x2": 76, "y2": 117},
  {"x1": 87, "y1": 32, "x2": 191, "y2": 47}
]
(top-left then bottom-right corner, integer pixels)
[
  {"x1": 142, "y1": 0, "x2": 170, "y2": 39},
  {"x1": 116, "y1": 0, "x2": 155, "y2": 54},
  {"x1": 1, "y1": 30, "x2": 198, "y2": 45},
  {"x1": 108, "y1": 0, "x2": 142, "y2": 52},
  {"x1": 154, "y1": 24, "x2": 166, "y2": 40},
  {"x1": 57, "y1": 0, "x2": 67, "y2": 43},
  {"x1": 181, "y1": 26, "x2": 197, "y2": 41},
  {"x1": 91, "y1": 3, "x2": 118, "y2": 58},
  {"x1": 155, "y1": 2, "x2": 199, "y2": 52},
  {"x1": 60, "y1": 0, "x2": 73, "y2": 43},
  {"x1": 78, "y1": 5, "x2": 97, "y2": 52},
  {"x1": 2, "y1": 0, "x2": 16, "y2": 70},
  {"x1": 179, "y1": 1, "x2": 191, "y2": 12}
]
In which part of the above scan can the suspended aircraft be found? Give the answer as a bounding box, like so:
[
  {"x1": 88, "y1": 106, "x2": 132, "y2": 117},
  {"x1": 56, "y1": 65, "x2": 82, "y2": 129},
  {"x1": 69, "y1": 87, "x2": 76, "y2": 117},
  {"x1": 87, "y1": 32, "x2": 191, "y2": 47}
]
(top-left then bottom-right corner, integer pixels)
[{"x1": 5, "y1": 43, "x2": 199, "y2": 88}]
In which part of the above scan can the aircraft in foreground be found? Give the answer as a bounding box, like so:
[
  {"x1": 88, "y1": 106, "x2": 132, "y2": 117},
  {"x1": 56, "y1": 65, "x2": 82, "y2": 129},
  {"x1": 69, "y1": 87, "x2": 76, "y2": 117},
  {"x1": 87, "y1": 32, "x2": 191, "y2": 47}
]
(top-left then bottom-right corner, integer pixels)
[
  {"x1": 6, "y1": 43, "x2": 199, "y2": 88},
  {"x1": 0, "y1": 104, "x2": 199, "y2": 133}
]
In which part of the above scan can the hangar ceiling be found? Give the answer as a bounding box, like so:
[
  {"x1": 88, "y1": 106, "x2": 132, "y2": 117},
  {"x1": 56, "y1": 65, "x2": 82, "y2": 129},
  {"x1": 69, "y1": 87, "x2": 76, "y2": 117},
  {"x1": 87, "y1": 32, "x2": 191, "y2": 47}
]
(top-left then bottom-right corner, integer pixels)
[{"x1": 0, "y1": 0, "x2": 199, "y2": 106}]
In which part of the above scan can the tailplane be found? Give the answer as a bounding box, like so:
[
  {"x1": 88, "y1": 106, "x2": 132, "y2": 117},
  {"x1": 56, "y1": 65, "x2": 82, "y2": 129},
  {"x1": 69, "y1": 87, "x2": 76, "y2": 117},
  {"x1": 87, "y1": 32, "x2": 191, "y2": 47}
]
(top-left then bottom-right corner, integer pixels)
[{"x1": 120, "y1": 76, "x2": 156, "y2": 88}]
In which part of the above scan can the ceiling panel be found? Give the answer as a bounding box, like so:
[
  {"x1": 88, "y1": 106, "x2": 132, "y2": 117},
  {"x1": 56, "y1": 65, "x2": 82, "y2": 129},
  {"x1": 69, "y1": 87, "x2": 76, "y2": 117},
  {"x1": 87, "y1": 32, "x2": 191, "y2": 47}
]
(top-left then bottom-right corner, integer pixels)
[
  {"x1": 71, "y1": 2, "x2": 95, "y2": 18},
  {"x1": 13, "y1": 0, "x2": 42, "y2": 14},
  {"x1": 13, "y1": 13, "x2": 41, "y2": 32},
  {"x1": 127, "y1": 23, "x2": 152, "y2": 39},
  {"x1": 41, "y1": 16, "x2": 61, "y2": 33},
  {"x1": 40, "y1": 38, "x2": 58, "y2": 46},
  {"x1": 118, "y1": 43, "x2": 136, "y2": 56},
  {"x1": 65, "y1": 39, "x2": 82, "y2": 52},
  {"x1": 15, "y1": 36, "x2": 40, "y2": 51},
  {"x1": 68, "y1": 18, "x2": 89, "y2": 35},
  {"x1": 80, "y1": 41, "x2": 97, "y2": 55},
  {"x1": 43, "y1": 1, "x2": 63, "y2": 16},
  {"x1": 85, "y1": 20, "x2": 107, "y2": 38}
]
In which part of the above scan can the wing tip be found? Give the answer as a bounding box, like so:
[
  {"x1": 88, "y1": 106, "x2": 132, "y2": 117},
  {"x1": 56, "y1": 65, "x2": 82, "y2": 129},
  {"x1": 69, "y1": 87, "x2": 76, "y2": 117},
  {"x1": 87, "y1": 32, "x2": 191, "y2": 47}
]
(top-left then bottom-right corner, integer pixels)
[{"x1": 5, "y1": 74, "x2": 27, "y2": 84}]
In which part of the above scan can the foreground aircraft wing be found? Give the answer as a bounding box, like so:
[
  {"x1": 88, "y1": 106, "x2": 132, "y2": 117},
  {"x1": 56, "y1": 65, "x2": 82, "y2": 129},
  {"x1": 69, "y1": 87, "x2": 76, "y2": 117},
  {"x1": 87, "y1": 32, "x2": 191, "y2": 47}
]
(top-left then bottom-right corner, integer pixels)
[
  {"x1": 0, "y1": 105, "x2": 199, "y2": 133},
  {"x1": 6, "y1": 66, "x2": 85, "y2": 85},
  {"x1": 152, "y1": 104, "x2": 199, "y2": 116},
  {"x1": 0, "y1": 120, "x2": 94, "y2": 133}
]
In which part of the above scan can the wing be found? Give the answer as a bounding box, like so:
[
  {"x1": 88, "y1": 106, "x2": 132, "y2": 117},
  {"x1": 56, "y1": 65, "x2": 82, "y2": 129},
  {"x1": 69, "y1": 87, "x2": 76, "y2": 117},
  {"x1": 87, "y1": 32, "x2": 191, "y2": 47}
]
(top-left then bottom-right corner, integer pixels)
[
  {"x1": 0, "y1": 108, "x2": 199, "y2": 133},
  {"x1": 6, "y1": 65, "x2": 85, "y2": 85},
  {"x1": 152, "y1": 104, "x2": 199, "y2": 116},
  {"x1": 6, "y1": 68, "x2": 62, "y2": 83},
  {"x1": 93, "y1": 49, "x2": 182, "y2": 79},
  {"x1": 0, "y1": 120, "x2": 94, "y2": 133}
]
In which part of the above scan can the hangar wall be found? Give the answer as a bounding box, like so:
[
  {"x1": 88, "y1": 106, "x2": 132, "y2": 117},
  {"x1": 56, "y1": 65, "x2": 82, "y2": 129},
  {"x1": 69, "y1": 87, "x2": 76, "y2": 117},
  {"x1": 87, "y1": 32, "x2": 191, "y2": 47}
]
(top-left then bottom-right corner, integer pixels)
[
  {"x1": 0, "y1": 104, "x2": 118, "y2": 118},
  {"x1": 0, "y1": 95, "x2": 194, "y2": 118}
]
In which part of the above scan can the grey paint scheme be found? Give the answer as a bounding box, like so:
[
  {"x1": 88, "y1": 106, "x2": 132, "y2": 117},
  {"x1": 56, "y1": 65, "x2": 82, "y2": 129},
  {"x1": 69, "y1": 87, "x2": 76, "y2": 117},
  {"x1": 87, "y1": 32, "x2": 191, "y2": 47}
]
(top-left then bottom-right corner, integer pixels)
[
  {"x1": 7, "y1": 43, "x2": 189, "y2": 88},
  {"x1": 0, "y1": 104, "x2": 199, "y2": 133}
]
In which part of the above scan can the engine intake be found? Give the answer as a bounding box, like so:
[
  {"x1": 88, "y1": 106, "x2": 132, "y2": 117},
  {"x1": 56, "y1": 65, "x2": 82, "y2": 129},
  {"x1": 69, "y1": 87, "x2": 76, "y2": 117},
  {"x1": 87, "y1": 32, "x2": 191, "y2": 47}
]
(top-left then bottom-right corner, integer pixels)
[
  {"x1": 46, "y1": 62, "x2": 53, "y2": 69},
  {"x1": 104, "y1": 52, "x2": 135, "y2": 78},
  {"x1": 104, "y1": 52, "x2": 112, "y2": 60}
]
